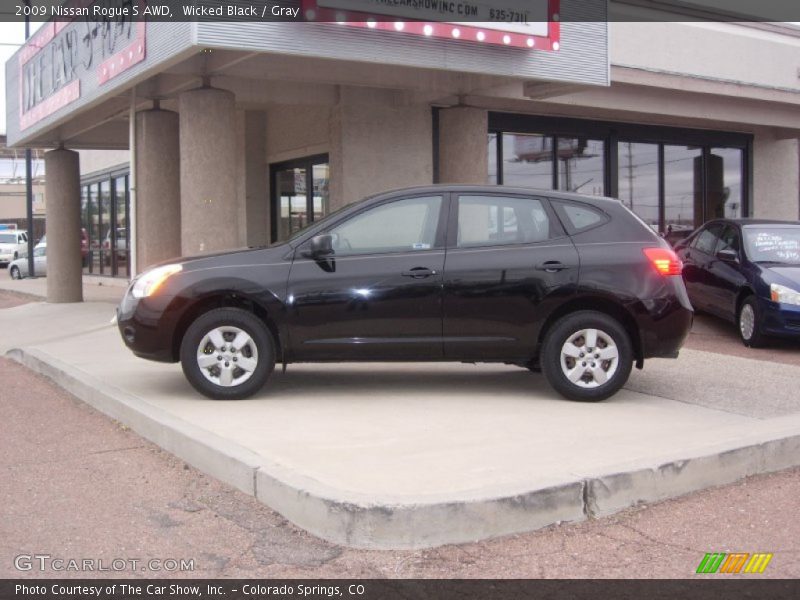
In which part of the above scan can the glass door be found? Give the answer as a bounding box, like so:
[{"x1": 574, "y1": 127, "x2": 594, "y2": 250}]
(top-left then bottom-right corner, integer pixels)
[{"x1": 270, "y1": 155, "x2": 330, "y2": 243}]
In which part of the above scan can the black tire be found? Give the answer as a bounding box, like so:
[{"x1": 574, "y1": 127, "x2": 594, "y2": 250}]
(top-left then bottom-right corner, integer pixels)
[
  {"x1": 738, "y1": 295, "x2": 766, "y2": 348},
  {"x1": 10, "y1": 266, "x2": 21, "y2": 280},
  {"x1": 541, "y1": 311, "x2": 633, "y2": 402},
  {"x1": 180, "y1": 308, "x2": 275, "y2": 400}
]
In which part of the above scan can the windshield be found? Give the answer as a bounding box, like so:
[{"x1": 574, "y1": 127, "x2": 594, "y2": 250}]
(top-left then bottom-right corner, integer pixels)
[
  {"x1": 744, "y1": 226, "x2": 800, "y2": 264},
  {"x1": 0, "y1": 233, "x2": 17, "y2": 244}
]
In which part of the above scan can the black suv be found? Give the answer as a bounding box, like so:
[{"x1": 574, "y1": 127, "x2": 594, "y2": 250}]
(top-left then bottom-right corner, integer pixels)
[{"x1": 117, "y1": 186, "x2": 692, "y2": 402}]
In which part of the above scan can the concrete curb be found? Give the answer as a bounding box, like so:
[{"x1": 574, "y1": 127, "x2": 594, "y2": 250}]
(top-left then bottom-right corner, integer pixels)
[{"x1": 9, "y1": 345, "x2": 800, "y2": 550}]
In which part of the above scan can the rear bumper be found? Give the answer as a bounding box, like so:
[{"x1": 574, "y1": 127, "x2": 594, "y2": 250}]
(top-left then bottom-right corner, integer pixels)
[
  {"x1": 639, "y1": 276, "x2": 694, "y2": 360},
  {"x1": 758, "y1": 297, "x2": 800, "y2": 338}
]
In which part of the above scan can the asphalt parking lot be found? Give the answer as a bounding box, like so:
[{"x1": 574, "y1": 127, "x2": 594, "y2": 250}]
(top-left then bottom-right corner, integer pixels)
[{"x1": 1, "y1": 288, "x2": 800, "y2": 576}]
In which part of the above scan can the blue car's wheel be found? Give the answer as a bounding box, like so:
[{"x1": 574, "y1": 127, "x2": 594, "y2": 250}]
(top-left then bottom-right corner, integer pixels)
[{"x1": 738, "y1": 296, "x2": 766, "y2": 348}]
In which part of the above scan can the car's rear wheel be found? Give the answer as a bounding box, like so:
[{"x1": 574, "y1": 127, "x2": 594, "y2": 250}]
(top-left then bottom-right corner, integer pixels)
[
  {"x1": 541, "y1": 311, "x2": 633, "y2": 402},
  {"x1": 738, "y1": 296, "x2": 766, "y2": 348},
  {"x1": 9, "y1": 266, "x2": 21, "y2": 280},
  {"x1": 180, "y1": 308, "x2": 275, "y2": 400}
]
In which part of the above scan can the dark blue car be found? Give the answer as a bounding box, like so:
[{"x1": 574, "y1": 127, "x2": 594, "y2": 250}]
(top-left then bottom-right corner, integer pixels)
[{"x1": 675, "y1": 219, "x2": 800, "y2": 347}]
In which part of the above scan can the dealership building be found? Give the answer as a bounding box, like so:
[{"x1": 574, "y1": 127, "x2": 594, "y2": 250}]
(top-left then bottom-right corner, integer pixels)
[{"x1": 4, "y1": 1, "x2": 800, "y2": 301}]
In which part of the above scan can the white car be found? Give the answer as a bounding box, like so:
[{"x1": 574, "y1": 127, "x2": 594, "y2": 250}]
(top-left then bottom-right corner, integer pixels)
[
  {"x1": 9, "y1": 244, "x2": 46, "y2": 279},
  {"x1": 0, "y1": 230, "x2": 29, "y2": 267}
]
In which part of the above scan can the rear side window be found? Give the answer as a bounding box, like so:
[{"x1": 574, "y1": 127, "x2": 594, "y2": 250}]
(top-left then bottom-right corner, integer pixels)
[
  {"x1": 552, "y1": 200, "x2": 608, "y2": 233},
  {"x1": 456, "y1": 195, "x2": 559, "y2": 248}
]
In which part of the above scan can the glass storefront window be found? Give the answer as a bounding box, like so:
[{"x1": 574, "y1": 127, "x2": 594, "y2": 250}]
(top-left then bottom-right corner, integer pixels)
[
  {"x1": 88, "y1": 184, "x2": 100, "y2": 274},
  {"x1": 618, "y1": 142, "x2": 660, "y2": 231},
  {"x1": 98, "y1": 180, "x2": 111, "y2": 275},
  {"x1": 557, "y1": 137, "x2": 605, "y2": 196},
  {"x1": 271, "y1": 155, "x2": 330, "y2": 243},
  {"x1": 502, "y1": 133, "x2": 554, "y2": 190},
  {"x1": 487, "y1": 134, "x2": 498, "y2": 184},
  {"x1": 664, "y1": 145, "x2": 703, "y2": 236},
  {"x1": 710, "y1": 147, "x2": 743, "y2": 220},
  {"x1": 80, "y1": 186, "x2": 90, "y2": 271},
  {"x1": 312, "y1": 163, "x2": 329, "y2": 224},
  {"x1": 277, "y1": 167, "x2": 308, "y2": 242},
  {"x1": 80, "y1": 173, "x2": 130, "y2": 278},
  {"x1": 114, "y1": 175, "x2": 129, "y2": 278},
  {"x1": 488, "y1": 116, "x2": 750, "y2": 242}
]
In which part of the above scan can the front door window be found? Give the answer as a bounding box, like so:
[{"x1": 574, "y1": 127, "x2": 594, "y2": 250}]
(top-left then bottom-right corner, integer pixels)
[{"x1": 328, "y1": 195, "x2": 442, "y2": 256}]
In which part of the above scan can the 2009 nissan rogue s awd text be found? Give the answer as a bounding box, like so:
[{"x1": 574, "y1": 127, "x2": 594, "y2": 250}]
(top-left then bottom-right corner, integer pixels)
[{"x1": 117, "y1": 185, "x2": 693, "y2": 402}]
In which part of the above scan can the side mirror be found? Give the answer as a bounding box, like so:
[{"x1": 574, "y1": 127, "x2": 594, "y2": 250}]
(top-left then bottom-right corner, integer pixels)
[
  {"x1": 717, "y1": 248, "x2": 739, "y2": 263},
  {"x1": 303, "y1": 234, "x2": 333, "y2": 258}
]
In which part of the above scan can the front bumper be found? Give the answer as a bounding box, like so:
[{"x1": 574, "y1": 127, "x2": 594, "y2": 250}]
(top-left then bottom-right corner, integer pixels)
[
  {"x1": 758, "y1": 297, "x2": 800, "y2": 338},
  {"x1": 117, "y1": 289, "x2": 181, "y2": 363}
]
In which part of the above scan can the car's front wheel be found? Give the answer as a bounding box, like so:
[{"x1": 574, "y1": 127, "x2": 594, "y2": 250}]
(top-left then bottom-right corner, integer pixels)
[
  {"x1": 541, "y1": 311, "x2": 633, "y2": 402},
  {"x1": 180, "y1": 308, "x2": 275, "y2": 400},
  {"x1": 9, "y1": 266, "x2": 21, "y2": 280},
  {"x1": 738, "y1": 295, "x2": 766, "y2": 348}
]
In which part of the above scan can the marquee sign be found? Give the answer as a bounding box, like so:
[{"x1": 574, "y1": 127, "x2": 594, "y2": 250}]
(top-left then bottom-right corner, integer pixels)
[
  {"x1": 18, "y1": 0, "x2": 147, "y2": 131},
  {"x1": 303, "y1": 0, "x2": 560, "y2": 50}
]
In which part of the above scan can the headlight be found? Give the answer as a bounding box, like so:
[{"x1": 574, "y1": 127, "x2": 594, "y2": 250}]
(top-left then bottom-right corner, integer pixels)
[
  {"x1": 131, "y1": 264, "x2": 183, "y2": 299},
  {"x1": 770, "y1": 283, "x2": 800, "y2": 306}
]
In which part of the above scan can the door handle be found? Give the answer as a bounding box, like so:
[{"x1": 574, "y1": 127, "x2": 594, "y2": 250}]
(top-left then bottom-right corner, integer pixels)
[
  {"x1": 536, "y1": 261, "x2": 567, "y2": 273},
  {"x1": 402, "y1": 267, "x2": 436, "y2": 278}
]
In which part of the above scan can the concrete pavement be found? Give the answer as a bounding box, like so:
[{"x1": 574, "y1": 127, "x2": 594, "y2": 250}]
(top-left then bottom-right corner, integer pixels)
[
  {"x1": 3, "y1": 354, "x2": 799, "y2": 579},
  {"x1": 2, "y1": 287, "x2": 800, "y2": 549}
]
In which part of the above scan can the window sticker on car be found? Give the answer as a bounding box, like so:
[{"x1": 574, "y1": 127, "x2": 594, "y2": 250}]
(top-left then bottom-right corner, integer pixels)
[
  {"x1": 412, "y1": 243, "x2": 431, "y2": 250},
  {"x1": 750, "y1": 232, "x2": 800, "y2": 262}
]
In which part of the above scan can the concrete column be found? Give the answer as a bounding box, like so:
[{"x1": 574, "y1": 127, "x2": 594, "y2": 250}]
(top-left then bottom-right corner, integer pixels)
[
  {"x1": 438, "y1": 107, "x2": 488, "y2": 184},
  {"x1": 179, "y1": 87, "x2": 238, "y2": 255},
  {"x1": 44, "y1": 148, "x2": 83, "y2": 303},
  {"x1": 244, "y1": 111, "x2": 268, "y2": 247},
  {"x1": 753, "y1": 133, "x2": 800, "y2": 220},
  {"x1": 135, "y1": 109, "x2": 181, "y2": 268},
  {"x1": 329, "y1": 87, "x2": 433, "y2": 210}
]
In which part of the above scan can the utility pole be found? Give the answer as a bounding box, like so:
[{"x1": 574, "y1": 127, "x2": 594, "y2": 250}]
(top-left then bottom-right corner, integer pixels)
[{"x1": 24, "y1": 0, "x2": 36, "y2": 278}]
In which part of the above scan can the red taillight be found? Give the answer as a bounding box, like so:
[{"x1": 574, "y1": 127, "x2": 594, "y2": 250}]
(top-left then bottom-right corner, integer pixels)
[{"x1": 643, "y1": 247, "x2": 682, "y2": 276}]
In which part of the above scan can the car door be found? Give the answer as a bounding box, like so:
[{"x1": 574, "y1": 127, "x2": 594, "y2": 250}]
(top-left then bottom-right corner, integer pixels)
[
  {"x1": 705, "y1": 225, "x2": 746, "y2": 321},
  {"x1": 286, "y1": 193, "x2": 447, "y2": 361},
  {"x1": 442, "y1": 193, "x2": 578, "y2": 360},
  {"x1": 33, "y1": 246, "x2": 47, "y2": 276},
  {"x1": 681, "y1": 223, "x2": 724, "y2": 312}
]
